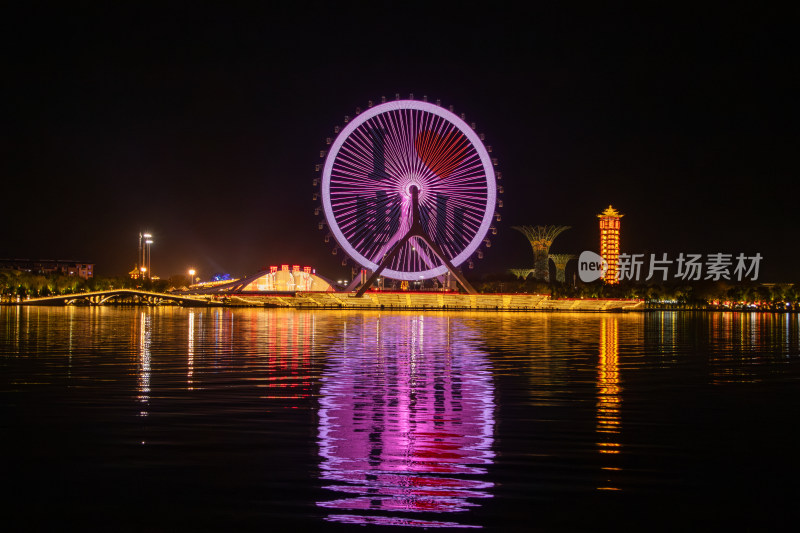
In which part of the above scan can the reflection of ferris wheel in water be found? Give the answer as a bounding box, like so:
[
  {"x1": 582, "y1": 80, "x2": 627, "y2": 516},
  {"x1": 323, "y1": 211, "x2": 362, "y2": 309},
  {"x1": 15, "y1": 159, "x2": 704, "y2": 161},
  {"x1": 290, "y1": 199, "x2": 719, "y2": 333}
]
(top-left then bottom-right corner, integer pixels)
[{"x1": 317, "y1": 97, "x2": 501, "y2": 293}]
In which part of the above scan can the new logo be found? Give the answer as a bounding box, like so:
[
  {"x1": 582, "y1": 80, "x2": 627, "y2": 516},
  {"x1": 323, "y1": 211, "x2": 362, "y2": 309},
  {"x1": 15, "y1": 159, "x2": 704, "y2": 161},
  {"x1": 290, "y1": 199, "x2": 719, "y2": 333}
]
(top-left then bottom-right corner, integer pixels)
[{"x1": 578, "y1": 251, "x2": 608, "y2": 282}]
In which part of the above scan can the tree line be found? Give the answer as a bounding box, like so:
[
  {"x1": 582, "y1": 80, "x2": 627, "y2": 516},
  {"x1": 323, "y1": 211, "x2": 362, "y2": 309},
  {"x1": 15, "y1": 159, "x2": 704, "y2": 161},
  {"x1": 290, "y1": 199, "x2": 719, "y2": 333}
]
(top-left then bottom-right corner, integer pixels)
[{"x1": 472, "y1": 275, "x2": 799, "y2": 310}]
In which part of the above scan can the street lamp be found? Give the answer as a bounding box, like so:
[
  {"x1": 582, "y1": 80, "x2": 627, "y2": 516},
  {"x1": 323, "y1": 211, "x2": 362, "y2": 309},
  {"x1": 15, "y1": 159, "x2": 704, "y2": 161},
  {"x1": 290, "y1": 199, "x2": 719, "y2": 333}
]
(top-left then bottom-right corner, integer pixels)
[
  {"x1": 138, "y1": 233, "x2": 143, "y2": 275},
  {"x1": 139, "y1": 232, "x2": 153, "y2": 280},
  {"x1": 188, "y1": 269, "x2": 196, "y2": 287},
  {"x1": 144, "y1": 237, "x2": 153, "y2": 280}
]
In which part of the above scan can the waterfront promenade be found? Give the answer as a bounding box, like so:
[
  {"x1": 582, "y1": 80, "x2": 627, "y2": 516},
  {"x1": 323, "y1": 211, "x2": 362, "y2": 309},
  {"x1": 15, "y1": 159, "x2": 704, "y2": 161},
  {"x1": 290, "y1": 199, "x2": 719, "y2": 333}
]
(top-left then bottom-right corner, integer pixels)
[
  {"x1": 14, "y1": 289, "x2": 644, "y2": 312},
  {"x1": 232, "y1": 291, "x2": 644, "y2": 311}
]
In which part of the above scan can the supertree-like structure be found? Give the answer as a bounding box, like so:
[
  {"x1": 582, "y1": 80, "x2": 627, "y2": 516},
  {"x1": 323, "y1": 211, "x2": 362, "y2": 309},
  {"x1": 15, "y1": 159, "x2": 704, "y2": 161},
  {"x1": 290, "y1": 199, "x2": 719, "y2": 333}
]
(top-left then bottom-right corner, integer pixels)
[
  {"x1": 549, "y1": 254, "x2": 576, "y2": 283},
  {"x1": 512, "y1": 225, "x2": 571, "y2": 282},
  {"x1": 509, "y1": 268, "x2": 534, "y2": 280}
]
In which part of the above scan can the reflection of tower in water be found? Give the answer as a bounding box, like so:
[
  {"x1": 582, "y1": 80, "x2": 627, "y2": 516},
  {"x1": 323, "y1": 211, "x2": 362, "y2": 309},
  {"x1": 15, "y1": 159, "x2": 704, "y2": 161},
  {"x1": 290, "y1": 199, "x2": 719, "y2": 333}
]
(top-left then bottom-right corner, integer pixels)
[
  {"x1": 317, "y1": 314, "x2": 495, "y2": 528},
  {"x1": 597, "y1": 316, "x2": 621, "y2": 490},
  {"x1": 137, "y1": 311, "x2": 151, "y2": 417},
  {"x1": 187, "y1": 310, "x2": 194, "y2": 390}
]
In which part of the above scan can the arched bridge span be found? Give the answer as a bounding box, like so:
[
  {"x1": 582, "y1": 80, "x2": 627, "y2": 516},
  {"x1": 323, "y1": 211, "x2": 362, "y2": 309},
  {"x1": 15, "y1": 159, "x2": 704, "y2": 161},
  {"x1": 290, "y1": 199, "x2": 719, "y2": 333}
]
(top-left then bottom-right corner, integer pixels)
[{"x1": 21, "y1": 289, "x2": 217, "y2": 307}]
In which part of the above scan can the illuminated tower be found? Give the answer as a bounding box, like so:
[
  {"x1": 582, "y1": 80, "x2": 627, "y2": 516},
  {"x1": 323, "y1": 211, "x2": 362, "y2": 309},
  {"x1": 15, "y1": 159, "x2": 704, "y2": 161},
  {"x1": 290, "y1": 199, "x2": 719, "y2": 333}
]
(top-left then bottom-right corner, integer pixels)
[
  {"x1": 597, "y1": 206, "x2": 623, "y2": 284},
  {"x1": 548, "y1": 254, "x2": 575, "y2": 283},
  {"x1": 513, "y1": 225, "x2": 571, "y2": 282}
]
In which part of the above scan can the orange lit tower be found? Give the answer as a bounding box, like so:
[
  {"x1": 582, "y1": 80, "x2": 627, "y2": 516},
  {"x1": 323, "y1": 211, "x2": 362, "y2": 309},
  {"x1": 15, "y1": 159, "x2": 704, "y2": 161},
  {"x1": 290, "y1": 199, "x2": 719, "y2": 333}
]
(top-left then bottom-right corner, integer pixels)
[{"x1": 597, "y1": 205, "x2": 623, "y2": 284}]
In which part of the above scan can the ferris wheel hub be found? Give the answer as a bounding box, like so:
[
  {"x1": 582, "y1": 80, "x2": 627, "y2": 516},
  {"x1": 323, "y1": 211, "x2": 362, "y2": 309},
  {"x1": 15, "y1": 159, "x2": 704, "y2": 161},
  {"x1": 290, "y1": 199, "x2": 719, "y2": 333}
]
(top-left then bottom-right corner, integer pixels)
[{"x1": 405, "y1": 183, "x2": 422, "y2": 197}]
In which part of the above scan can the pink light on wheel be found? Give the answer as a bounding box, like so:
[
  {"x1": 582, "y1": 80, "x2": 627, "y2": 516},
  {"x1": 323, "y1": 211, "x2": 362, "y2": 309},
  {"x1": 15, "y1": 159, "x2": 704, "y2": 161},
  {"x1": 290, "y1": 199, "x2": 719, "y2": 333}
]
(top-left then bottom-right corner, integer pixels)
[{"x1": 320, "y1": 100, "x2": 498, "y2": 281}]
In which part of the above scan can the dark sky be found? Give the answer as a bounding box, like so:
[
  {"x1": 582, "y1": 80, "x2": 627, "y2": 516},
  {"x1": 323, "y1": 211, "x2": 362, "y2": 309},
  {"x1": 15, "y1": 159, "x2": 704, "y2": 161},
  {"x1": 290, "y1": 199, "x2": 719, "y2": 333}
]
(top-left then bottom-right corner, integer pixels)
[{"x1": 2, "y1": 3, "x2": 797, "y2": 282}]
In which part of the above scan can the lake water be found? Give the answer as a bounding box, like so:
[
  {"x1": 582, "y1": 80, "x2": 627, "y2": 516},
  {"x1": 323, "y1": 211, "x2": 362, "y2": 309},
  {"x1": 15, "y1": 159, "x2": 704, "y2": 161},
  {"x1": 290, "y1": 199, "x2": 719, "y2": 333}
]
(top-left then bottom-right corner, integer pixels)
[{"x1": 2, "y1": 307, "x2": 799, "y2": 531}]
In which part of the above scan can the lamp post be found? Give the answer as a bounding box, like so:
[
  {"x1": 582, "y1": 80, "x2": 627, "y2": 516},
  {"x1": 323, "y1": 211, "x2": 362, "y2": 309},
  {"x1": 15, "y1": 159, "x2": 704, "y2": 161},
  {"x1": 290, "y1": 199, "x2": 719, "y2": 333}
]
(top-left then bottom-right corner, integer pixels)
[
  {"x1": 143, "y1": 234, "x2": 153, "y2": 280},
  {"x1": 137, "y1": 232, "x2": 143, "y2": 276},
  {"x1": 188, "y1": 269, "x2": 196, "y2": 287}
]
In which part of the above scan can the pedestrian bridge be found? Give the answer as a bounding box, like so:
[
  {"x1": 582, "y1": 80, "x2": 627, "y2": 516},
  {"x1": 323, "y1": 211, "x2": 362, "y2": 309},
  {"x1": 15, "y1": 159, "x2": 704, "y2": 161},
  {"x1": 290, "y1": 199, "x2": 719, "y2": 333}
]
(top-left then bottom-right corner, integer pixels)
[{"x1": 20, "y1": 289, "x2": 218, "y2": 307}]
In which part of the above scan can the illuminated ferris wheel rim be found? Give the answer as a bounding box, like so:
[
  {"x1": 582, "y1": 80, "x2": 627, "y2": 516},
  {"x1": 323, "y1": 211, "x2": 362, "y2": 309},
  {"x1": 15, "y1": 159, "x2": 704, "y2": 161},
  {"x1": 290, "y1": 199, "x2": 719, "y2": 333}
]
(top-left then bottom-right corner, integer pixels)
[{"x1": 321, "y1": 99, "x2": 497, "y2": 281}]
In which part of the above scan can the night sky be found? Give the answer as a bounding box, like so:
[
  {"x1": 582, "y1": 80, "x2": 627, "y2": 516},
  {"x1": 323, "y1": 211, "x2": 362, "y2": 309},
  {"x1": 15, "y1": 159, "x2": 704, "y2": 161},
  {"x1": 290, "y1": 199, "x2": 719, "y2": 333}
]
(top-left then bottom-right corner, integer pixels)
[{"x1": 2, "y1": 4, "x2": 797, "y2": 282}]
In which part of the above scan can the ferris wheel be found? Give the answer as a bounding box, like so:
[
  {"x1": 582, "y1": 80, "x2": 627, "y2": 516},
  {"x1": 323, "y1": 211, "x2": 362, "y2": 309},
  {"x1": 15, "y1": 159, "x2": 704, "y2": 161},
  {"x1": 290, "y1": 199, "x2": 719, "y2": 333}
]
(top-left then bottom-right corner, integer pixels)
[{"x1": 317, "y1": 98, "x2": 500, "y2": 293}]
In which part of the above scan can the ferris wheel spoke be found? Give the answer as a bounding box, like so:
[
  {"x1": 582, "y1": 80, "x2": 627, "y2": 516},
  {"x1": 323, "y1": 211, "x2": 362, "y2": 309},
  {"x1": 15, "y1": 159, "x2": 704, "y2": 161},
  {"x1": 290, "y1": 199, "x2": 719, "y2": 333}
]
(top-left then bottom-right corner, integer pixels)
[
  {"x1": 337, "y1": 138, "x2": 375, "y2": 171},
  {"x1": 368, "y1": 206, "x2": 411, "y2": 264},
  {"x1": 343, "y1": 216, "x2": 396, "y2": 251},
  {"x1": 347, "y1": 200, "x2": 403, "y2": 251},
  {"x1": 381, "y1": 111, "x2": 416, "y2": 182},
  {"x1": 416, "y1": 130, "x2": 470, "y2": 180},
  {"x1": 338, "y1": 131, "x2": 383, "y2": 171},
  {"x1": 334, "y1": 153, "x2": 391, "y2": 185},
  {"x1": 339, "y1": 129, "x2": 394, "y2": 184},
  {"x1": 407, "y1": 237, "x2": 441, "y2": 271}
]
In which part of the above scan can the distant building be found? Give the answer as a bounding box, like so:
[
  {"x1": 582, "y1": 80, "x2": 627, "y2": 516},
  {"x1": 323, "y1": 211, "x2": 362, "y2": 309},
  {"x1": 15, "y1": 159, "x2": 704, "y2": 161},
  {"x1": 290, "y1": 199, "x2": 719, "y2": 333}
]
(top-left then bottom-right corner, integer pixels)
[
  {"x1": 0, "y1": 259, "x2": 94, "y2": 279},
  {"x1": 188, "y1": 265, "x2": 334, "y2": 294},
  {"x1": 242, "y1": 265, "x2": 332, "y2": 292},
  {"x1": 597, "y1": 205, "x2": 623, "y2": 284},
  {"x1": 128, "y1": 267, "x2": 159, "y2": 281}
]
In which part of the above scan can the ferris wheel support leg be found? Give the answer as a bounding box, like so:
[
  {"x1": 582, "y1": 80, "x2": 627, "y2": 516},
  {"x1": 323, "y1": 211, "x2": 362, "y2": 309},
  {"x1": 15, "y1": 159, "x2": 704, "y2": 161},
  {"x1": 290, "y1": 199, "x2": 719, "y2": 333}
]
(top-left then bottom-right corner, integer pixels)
[
  {"x1": 354, "y1": 185, "x2": 477, "y2": 297},
  {"x1": 417, "y1": 237, "x2": 477, "y2": 295},
  {"x1": 354, "y1": 230, "x2": 476, "y2": 297},
  {"x1": 354, "y1": 233, "x2": 412, "y2": 298}
]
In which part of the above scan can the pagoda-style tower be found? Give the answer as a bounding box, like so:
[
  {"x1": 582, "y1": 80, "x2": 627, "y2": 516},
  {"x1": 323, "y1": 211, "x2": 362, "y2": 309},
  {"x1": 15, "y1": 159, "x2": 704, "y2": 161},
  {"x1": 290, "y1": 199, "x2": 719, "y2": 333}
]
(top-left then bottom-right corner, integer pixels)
[
  {"x1": 597, "y1": 206, "x2": 623, "y2": 284},
  {"x1": 513, "y1": 225, "x2": 571, "y2": 282},
  {"x1": 549, "y1": 254, "x2": 575, "y2": 283}
]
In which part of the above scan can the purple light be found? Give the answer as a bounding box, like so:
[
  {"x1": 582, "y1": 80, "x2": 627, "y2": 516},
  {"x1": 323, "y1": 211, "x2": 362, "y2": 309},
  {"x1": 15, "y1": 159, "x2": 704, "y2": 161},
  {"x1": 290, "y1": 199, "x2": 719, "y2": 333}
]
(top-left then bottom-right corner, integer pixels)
[
  {"x1": 317, "y1": 314, "x2": 495, "y2": 527},
  {"x1": 322, "y1": 100, "x2": 497, "y2": 280}
]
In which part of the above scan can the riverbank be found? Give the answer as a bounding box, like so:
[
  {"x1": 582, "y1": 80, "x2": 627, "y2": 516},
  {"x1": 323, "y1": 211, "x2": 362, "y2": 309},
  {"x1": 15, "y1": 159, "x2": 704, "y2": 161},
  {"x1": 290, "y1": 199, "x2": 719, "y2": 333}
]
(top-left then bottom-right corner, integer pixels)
[
  {"x1": 233, "y1": 292, "x2": 646, "y2": 312},
  {"x1": 8, "y1": 290, "x2": 645, "y2": 312}
]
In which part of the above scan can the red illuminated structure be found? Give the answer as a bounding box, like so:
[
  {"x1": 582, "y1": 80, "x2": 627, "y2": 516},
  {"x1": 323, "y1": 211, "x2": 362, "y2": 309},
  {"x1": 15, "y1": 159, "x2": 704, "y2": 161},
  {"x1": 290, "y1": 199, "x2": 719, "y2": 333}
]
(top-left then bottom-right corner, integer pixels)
[{"x1": 598, "y1": 206, "x2": 623, "y2": 284}]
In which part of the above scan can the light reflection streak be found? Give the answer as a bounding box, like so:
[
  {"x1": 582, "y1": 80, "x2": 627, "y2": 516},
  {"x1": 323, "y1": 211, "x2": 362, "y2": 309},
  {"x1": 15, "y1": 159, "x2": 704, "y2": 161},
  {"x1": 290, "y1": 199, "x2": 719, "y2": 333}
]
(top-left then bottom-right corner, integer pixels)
[
  {"x1": 256, "y1": 311, "x2": 315, "y2": 400},
  {"x1": 707, "y1": 313, "x2": 800, "y2": 384},
  {"x1": 137, "y1": 311, "x2": 151, "y2": 416},
  {"x1": 317, "y1": 313, "x2": 494, "y2": 528},
  {"x1": 597, "y1": 316, "x2": 622, "y2": 490},
  {"x1": 187, "y1": 310, "x2": 194, "y2": 390},
  {"x1": 68, "y1": 307, "x2": 74, "y2": 378}
]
